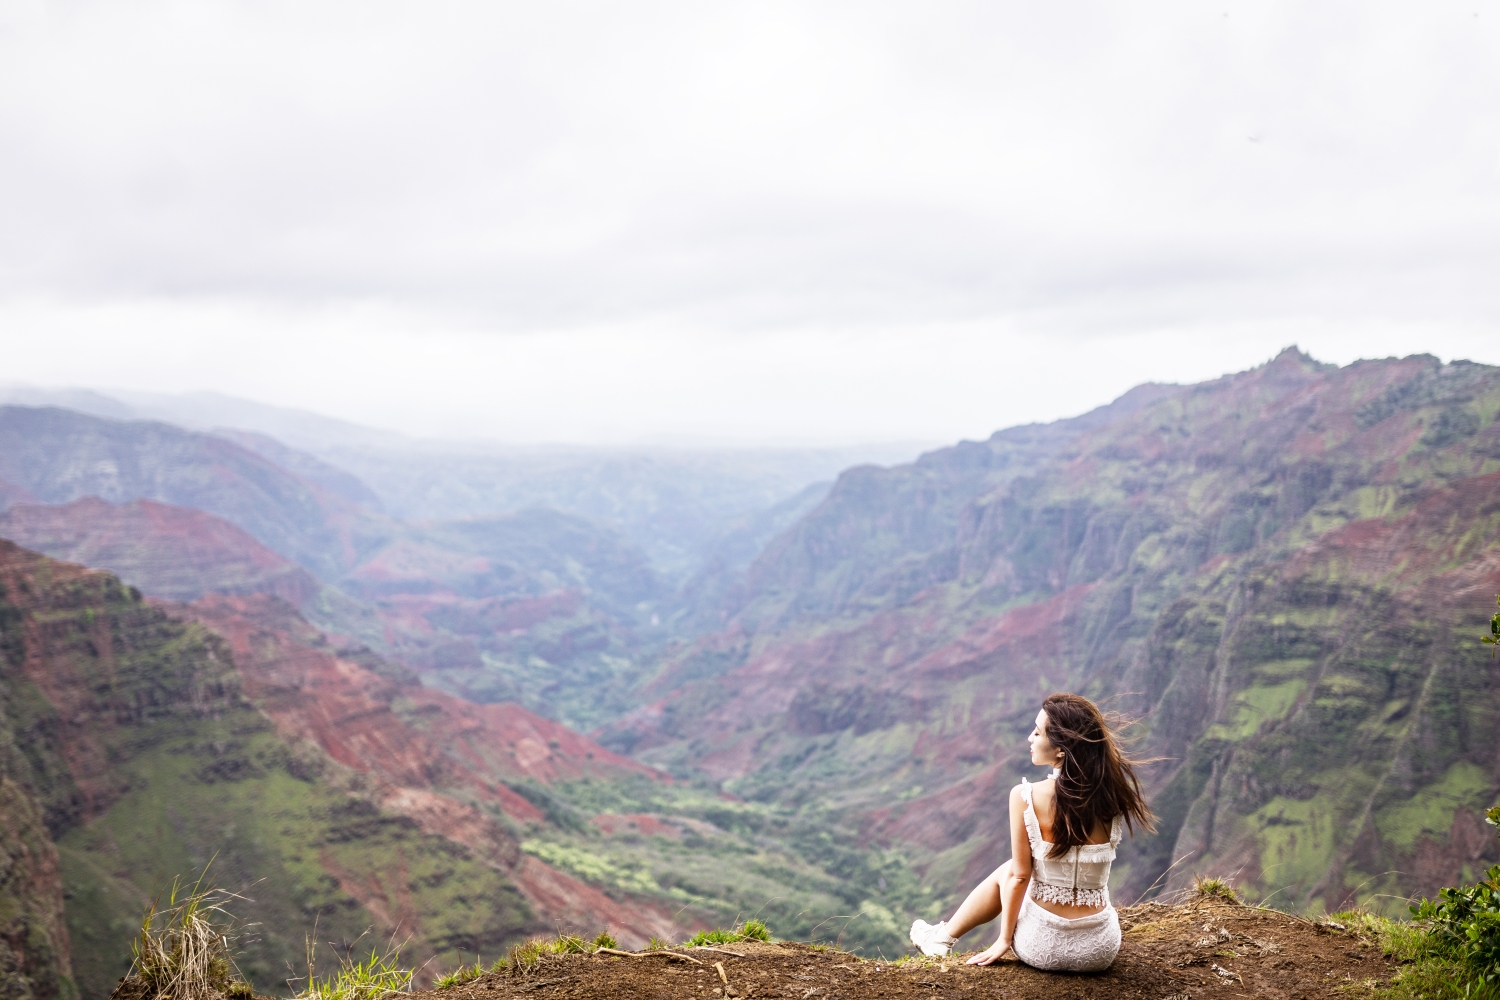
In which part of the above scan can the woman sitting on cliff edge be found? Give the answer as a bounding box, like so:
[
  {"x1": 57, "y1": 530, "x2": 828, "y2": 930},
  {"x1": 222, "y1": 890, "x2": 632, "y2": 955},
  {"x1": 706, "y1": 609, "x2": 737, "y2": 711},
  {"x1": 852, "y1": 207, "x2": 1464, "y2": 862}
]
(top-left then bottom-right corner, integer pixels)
[{"x1": 910, "y1": 692, "x2": 1155, "y2": 972}]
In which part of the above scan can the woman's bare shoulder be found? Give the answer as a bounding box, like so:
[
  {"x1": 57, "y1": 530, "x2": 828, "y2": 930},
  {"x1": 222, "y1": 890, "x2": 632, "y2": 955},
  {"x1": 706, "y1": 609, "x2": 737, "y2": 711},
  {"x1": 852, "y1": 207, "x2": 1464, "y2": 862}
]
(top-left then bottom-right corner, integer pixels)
[{"x1": 1010, "y1": 777, "x2": 1053, "y2": 802}]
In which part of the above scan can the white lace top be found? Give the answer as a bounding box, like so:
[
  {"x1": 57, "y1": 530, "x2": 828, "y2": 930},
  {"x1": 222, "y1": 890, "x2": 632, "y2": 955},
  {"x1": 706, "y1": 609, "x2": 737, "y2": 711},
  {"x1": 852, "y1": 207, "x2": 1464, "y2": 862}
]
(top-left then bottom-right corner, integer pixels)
[{"x1": 1020, "y1": 777, "x2": 1123, "y2": 908}]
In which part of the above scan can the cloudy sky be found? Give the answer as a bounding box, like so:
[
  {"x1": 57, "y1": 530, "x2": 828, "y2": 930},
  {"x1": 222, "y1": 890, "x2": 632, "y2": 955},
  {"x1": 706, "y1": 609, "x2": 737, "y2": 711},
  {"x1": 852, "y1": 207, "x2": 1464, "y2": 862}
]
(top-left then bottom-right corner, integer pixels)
[{"x1": 2, "y1": 1, "x2": 1498, "y2": 445}]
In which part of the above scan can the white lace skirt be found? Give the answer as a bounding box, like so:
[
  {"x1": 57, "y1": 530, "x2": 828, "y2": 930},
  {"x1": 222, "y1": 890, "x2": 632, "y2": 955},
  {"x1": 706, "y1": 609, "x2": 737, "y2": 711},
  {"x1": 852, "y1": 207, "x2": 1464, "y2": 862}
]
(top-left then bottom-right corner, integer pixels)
[{"x1": 1011, "y1": 892, "x2": 1121, "y2": 972}]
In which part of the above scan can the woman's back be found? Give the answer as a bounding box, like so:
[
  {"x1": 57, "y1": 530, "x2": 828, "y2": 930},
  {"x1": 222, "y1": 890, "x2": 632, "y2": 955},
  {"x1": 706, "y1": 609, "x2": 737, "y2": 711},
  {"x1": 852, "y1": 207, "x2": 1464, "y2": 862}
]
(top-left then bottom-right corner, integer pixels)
[
  {"x1": 1028, "y1": 778, "x2": 1111, "y2": 846},
  {"x1": 1020, "y1": 777, "x2": 1122, "y2": 914}
]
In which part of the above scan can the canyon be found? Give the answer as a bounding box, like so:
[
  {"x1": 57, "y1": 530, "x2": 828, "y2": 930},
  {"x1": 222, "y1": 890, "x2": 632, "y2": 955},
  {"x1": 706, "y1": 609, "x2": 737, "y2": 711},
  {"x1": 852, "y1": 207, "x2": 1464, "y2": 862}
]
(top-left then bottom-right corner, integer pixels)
[
  {"x1": 1, "y1": 348, "x2": 1497, "y2": 998},
  {"x1": 608, "y1": 349, "x2": 1500, "y2": 916}
]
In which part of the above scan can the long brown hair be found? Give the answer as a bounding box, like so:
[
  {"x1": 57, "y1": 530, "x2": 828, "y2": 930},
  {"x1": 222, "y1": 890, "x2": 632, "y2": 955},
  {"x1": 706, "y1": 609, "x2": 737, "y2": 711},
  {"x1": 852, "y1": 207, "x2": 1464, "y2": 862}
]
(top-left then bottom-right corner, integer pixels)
[{"x1": 1041, "y1": 693, "x2": 1155, "y2": 858}]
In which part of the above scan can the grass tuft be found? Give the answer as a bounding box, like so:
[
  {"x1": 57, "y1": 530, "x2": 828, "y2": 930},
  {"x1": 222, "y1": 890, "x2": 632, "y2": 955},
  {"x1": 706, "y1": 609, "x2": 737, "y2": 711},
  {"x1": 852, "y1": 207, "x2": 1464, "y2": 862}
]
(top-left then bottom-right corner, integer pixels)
[
  {"x1": 293, "y1": 943, "x2": 413, "y2": 1000},
  {"x1": 645, "y1": 937, "x2": 669, "y2": 951},
  {"x1": 1193, "y1": 874, "x2": 1239, "y2": 902},
  {"x1": 684, "y1": 920, "x2": 774, "y2": 947},
  {"x1": 506, "y1": 932, "x2": 617, "y2": 975},
  {"x1": 507, "y1": 939, "x2": 550, "y2": 975},
  {"x1": 129, "y1": 865, "x2": 248, "y2": 1000},
  {"x1": 432, "y1": 960, "x2": 485, "y2": 991},
  {"x1": 553, "y1": 935, "x2": 589, "y2": 955}
]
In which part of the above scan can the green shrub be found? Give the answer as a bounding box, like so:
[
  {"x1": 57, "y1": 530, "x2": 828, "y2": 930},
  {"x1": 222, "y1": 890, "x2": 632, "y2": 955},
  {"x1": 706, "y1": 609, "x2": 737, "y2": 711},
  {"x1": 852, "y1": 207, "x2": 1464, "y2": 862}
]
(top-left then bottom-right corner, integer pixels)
[
  {"x1": 592, "y1": 933, "x2": 618, "y2": 951},
  {"x1": 1407, "y1": 805, "x2": 1500, "y2": 996}
]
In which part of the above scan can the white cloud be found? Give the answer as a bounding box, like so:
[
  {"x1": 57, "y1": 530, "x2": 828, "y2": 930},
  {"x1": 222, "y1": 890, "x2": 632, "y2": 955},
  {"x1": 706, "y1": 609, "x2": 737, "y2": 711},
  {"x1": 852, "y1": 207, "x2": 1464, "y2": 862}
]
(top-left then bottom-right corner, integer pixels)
[{"x1": 1, "y1": 1, "x2": 1497, "y2": 444}]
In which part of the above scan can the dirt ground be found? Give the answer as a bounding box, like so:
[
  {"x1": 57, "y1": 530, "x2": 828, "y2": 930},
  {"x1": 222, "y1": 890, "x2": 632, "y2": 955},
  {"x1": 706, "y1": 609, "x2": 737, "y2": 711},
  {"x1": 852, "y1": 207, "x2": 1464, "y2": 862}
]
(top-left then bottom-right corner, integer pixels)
[{"x1": 414, "y1": 896, "x2": 1397, "y2": 1000}]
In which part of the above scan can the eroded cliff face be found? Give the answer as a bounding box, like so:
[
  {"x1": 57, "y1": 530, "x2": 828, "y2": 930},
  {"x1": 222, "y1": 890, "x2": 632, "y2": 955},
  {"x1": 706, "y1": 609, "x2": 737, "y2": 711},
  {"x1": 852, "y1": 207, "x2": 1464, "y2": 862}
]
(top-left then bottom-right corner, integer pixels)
[
  {"x1": 0, "y1": 778, "x2": 73, "y2": 1000},
  {"x1": 608, "y1": 350, "x2": 1500, "y2": 916},
  {"x1": 0, "y1": 541, "x2": 680, "y2": 999}
]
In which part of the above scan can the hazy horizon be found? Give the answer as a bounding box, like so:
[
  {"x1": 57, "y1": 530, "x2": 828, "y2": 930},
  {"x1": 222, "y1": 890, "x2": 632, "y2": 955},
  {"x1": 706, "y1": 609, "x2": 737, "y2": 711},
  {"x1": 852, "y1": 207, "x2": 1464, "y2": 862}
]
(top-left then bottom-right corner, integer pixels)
[{"x1": 4, "y1": 2, "x2": 1497, "y2": 445}]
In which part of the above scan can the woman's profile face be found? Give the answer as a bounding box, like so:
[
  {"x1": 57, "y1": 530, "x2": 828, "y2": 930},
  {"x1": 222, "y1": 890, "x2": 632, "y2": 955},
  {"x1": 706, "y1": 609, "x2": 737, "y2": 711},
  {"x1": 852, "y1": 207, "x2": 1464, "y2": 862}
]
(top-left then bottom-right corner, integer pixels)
[{"x1": 1029, "y1": 709, "x2": 1061, "y2": 768}]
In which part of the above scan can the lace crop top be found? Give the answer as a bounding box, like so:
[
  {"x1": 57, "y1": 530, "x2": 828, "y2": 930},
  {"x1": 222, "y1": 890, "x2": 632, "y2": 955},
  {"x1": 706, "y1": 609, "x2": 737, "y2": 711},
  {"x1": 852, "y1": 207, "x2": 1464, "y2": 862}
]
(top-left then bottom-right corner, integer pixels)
[{"x1": 1020, "y1": 777, "x2": 1123, "y2": 908}]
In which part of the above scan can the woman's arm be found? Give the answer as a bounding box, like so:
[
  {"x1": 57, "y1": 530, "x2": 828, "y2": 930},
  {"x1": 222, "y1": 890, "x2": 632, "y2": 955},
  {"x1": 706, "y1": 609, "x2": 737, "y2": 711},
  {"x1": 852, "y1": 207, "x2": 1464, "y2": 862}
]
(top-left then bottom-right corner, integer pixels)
[{"x1": 966, "y1": 783, "x2": 1033, "y2": 965}]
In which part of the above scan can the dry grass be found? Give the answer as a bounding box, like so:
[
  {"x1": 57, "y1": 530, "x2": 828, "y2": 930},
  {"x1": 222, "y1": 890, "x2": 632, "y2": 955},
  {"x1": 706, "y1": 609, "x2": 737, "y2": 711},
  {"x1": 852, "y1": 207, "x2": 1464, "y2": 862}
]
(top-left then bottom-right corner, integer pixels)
[{"x1": 129, "y1": 868, "x2": 247, "y2": 1000}]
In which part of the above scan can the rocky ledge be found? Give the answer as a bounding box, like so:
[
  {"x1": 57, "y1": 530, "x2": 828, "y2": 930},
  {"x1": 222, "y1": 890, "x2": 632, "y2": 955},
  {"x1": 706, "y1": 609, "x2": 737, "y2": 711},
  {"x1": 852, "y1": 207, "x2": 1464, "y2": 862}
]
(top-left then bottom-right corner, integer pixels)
[{"x1": 417, "y1": 895, "x2": 1393, "y2": 1000}]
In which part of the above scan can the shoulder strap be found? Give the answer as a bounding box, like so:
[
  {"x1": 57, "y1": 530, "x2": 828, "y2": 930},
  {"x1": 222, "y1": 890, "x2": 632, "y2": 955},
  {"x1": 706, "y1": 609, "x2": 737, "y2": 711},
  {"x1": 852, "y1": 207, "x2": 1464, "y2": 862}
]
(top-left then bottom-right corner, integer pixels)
[
  {"x1": 1019, "y1": 779, "x2": 1043, "y2": 845},
  {"x1": 1110, "y1": 814, "x2": 1124, "y2": 846}
]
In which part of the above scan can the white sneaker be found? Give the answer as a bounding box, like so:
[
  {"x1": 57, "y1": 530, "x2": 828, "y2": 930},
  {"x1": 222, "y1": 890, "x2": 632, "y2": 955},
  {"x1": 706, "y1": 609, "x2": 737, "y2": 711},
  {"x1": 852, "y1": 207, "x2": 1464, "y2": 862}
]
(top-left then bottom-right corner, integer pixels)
[{"x1": 909, "y1": 919, "x2": 957, "y2": 957}]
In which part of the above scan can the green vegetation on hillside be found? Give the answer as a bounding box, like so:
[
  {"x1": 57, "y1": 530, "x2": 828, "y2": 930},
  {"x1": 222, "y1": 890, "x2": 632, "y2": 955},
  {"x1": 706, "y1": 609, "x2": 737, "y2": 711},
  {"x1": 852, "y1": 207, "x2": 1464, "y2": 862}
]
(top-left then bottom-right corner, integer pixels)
[
  {"x1": 613, "y1": 351, "x2": 1500, "y2": 921},
  {"x1": 59, "y1": 713, "x2": 531, "y2": 996},
  {"x1": 515, "y1": 774, "x2": 933, "y2": 957},
  {"x1": 0, "y1": 545, "x2": 539, "y2": 998}
]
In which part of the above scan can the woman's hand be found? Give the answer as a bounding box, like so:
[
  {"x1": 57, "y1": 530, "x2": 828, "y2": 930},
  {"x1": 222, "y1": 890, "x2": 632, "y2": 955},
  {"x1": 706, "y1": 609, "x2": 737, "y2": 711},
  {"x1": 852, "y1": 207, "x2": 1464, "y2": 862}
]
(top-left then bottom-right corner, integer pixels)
[{"x1": 965, "y1": 938, "x2": 1013, "y2": 966}]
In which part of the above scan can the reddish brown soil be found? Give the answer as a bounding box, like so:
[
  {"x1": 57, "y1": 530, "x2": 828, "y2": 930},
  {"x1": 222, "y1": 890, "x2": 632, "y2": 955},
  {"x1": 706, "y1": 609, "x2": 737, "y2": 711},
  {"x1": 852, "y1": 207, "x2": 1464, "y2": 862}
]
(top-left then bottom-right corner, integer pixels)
[
  {"x1": 179, "y1": 593, "x2": 687, "y2": 948},
  {"x1": 417, "y1": 897, "x2": 1396, "y2": 1000}
]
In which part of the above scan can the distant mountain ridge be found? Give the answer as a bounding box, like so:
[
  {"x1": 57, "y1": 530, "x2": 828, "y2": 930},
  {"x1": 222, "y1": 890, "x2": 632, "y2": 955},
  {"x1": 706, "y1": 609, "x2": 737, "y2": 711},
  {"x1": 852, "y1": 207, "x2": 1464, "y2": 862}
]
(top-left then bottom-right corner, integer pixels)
[
  {"x1": 0, "y1": 496, "x2": 320, "y2": 604},
  {"x1": 0, "y1": 407, "x2": 675, "y2": 727},
  {"x1": 0, "y1": 383, "x2": 931, "y2": 582},
  {"x1": 0, "y1": 406, "x2": 385, "y2": 581}
]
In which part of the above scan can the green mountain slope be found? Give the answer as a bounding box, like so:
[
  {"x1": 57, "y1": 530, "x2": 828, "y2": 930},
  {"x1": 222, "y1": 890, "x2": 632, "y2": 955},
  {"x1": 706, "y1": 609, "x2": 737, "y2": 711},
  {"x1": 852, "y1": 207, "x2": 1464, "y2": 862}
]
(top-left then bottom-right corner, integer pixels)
[
  {"x1": 0, "y1": 542, "x2": 583, "y2": 997},
  {"x1": 606, "y1": 349, "x2": 1500, "y2": 919}
]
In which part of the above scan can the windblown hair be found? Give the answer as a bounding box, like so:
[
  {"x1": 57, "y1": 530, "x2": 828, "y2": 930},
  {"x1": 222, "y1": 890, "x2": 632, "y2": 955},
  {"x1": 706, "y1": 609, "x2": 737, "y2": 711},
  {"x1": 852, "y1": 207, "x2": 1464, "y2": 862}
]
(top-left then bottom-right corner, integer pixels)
[{"x1": 1041, "y1": 693, "x2": 1156, "y2": 858}]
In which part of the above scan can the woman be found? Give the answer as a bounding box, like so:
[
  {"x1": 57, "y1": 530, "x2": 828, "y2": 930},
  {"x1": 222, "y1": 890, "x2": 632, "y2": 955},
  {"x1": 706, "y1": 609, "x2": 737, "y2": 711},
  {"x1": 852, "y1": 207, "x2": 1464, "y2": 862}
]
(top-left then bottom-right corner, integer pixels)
[{"x1": 909, "y1": 693, "x2": 1154, "y2": 972}]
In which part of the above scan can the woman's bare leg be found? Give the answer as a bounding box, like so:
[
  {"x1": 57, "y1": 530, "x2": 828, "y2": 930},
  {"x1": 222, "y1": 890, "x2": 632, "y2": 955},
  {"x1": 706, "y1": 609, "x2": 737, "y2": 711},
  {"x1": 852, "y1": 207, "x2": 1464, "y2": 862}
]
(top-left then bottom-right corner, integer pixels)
[{"x1": 944, "y1": 860, "x2": 1013, "y2": 939}]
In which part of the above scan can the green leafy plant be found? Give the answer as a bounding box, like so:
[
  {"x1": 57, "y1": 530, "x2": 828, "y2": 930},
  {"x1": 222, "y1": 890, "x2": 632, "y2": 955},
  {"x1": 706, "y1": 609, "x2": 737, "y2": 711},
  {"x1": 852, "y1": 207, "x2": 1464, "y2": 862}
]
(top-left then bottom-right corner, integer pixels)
[
  {"x1": 645, "y1": 937, "x2": 669, "y2": 951},
  {"x1": 1484, "y1": 596, "x2": 1500, "y2": 652},
  {"x1": 1408, "y1": 805, "x2": 1500, "y2": 997},
  {"x1": 592, "y1": 933, "x2": 617, "y2": 951}
]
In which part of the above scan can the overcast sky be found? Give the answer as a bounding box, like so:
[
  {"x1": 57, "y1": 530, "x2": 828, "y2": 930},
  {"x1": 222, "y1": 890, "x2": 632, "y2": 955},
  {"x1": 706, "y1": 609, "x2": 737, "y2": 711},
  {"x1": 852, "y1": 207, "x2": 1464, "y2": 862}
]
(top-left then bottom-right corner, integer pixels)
[{"x1": 2, "y1": 1, "x2": 1498, "y2": 445}]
